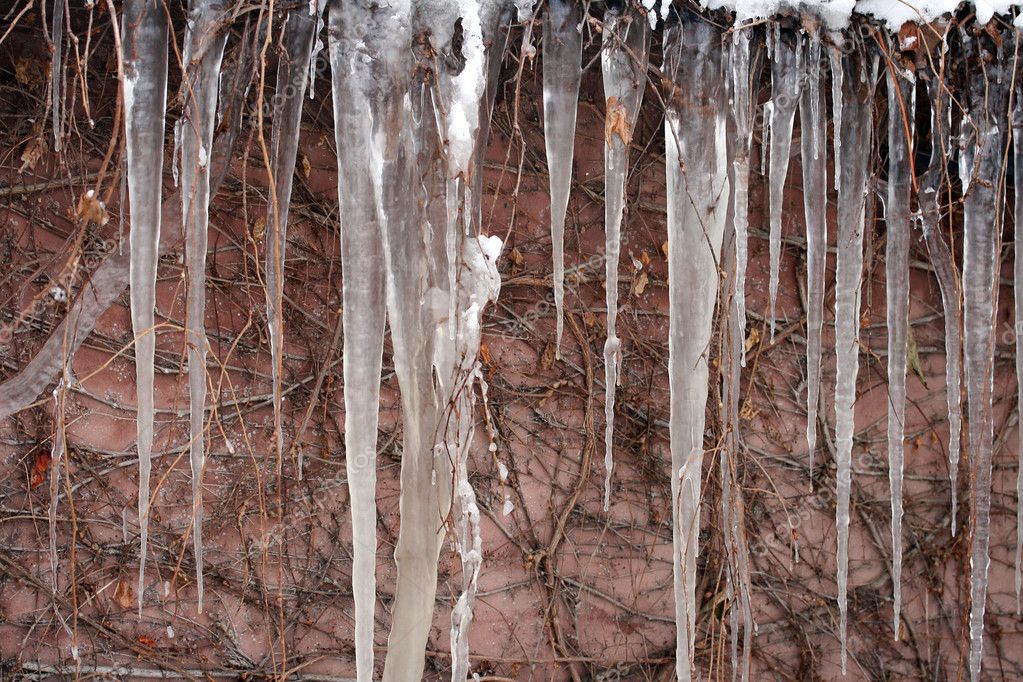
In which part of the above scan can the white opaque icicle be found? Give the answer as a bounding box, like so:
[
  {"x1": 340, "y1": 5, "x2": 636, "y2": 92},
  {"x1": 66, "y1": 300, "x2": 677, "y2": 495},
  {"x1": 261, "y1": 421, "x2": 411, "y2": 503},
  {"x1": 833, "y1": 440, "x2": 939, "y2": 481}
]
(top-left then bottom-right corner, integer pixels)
[
  {"x1": 122, "y1": 0, "x2": 168, "y2": 613},
  {"x1": 960, "y1": 31, "x2": 1010, "y2": 682},
  {"x1": 800, "y1": 32, "x2": 826, "y2": 478},
  {"x1": 179, "y1": 0, "x2": 227, "y2": 613},
  {"x1": 328, "y1": 4, "x2": 390, "y2": 679},
  {"x1": 265, "y1": 7, "x2": 320, "y2": 479},
  {"x1": 767, "y1": 32, "x2": 801, "y2": 341},
  {"x1": 663, "y1": 18, "x2": 729, "y2": 682},
  {"x1": 543, "y1": 0, "x2": 582, "y2": 358},
  {"x1": 730, "y1": 25, "x2": 754, "y2": 367},
  {"x1": 832, "y1": 51, "x2": 876, "y2": 674},
  {"x1": 600, "y1": 6, "x2": 650, "y2": 511},
  {"x1": 884, "y1": 63, "x2": 913, "y2": 639}
]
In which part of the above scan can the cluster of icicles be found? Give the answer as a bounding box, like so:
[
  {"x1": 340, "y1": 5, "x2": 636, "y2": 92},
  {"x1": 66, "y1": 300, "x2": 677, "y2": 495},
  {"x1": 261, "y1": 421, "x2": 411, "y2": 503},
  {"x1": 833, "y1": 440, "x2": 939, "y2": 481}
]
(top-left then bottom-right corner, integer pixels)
[{"x1": 1, "y1": 0, "x2": 1022, "y2": 679}]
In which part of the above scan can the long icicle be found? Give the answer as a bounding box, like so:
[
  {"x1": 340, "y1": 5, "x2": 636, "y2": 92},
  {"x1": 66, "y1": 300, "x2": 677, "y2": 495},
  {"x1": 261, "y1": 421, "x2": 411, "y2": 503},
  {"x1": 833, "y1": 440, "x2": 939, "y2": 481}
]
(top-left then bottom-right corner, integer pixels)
[
  {"x1": 1015, "y1": 76, "x2": 1023, "y2": 615},
  {"x1": 601, "y1": 5, "x2": 649, "y2": 511},
  {"x1": 917, "y1": 72, "x2": 962, "y2": 536},
  {"x1": 543, "y1": 0, "x2": 582, "y2": 358},
  {"x1": 265, "y1": 6, "x2": 320, "y2": 480},
  {"x1": 960, "y1": 27, "x2": 1011, "y2": 682},
  {"x1": 766, "y1": 30, "x2": 801, "y2": 341},
  {"x1": 663, "y1": 14, "x2": 729, "y2": 681},
  {"x1": 884, "y1": 54, "x2": 914, "y2": 639},
  {"x1": 800, "y1": 30, "x2": 826, "y2": 481},
  {"x1": 328, "y1": 4, "x2": 389, "y2": 678},
  {"x1": 730, "y1": 23, "x2": 754, "y2": 367},
  {"x1": 833, "y1": 49, "x2": 877, "y2": 674},
  {"x1": 122, "y1": 0, "x2": 169, "y2": 613},
  {"x1": 179, "y1": 0, "x2": 228, "y2": 614}
]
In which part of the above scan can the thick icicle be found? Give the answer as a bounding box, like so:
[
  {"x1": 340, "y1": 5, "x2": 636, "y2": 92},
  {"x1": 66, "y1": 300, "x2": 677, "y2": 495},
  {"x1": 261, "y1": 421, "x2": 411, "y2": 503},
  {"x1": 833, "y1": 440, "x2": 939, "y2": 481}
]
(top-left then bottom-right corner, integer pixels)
[
  {"x1": 50, "y1": 0, "x2": 65, "y2": 150},
  {"x1": 600, "y1": 6, "x2": 650, "y2": 511},
  {"x1": 663, "y1": 16, "x2": 729, "y2": 681},
  {"x1": 832, "y1": 51, "x2": 876, "y2": 674},
  {"x1": 800, "y1": 31, "x2": 826, "y2": 476},
  {"x1": 1016, "y1": 82, "x2": 1023, "y2": 614},
  {"x1": 828, "y1": 35, "x2": 844, "y2": 193},
  {"x1": 328, "y1": 4, "x2": 389, "y2": 678},
  {"x1": 178, "y1": 0, "x2": 227, "y2": 614},
  {"x1": 122, "y1": 0, "x2": 169, "y2": 612},
  {"x1": 766, "y1": 30, "x2": 801, "y2": 341},
  {"x1": 959, "y1": 29, "x2": 1010, "y2": 682},
  {"x1": 543, "y1": 0, "x2": 582, "y2": 357},
  {"x1": 917, "y1": 74, "x2": 962, "y2": 535},
  {"x1": 730, "y1": 25, "x2": 754, "y2": 366},
  {"x1": 884, "y1": 61, "x2": 914, "y2": 638},
  {"x1": 265, "y1": 7, "x2": 320, "y2": 478}
]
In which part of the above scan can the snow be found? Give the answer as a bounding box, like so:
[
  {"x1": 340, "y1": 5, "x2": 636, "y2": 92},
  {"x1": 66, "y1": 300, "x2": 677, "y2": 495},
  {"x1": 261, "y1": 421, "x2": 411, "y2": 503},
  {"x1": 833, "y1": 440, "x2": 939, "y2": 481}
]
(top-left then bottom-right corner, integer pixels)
[{"x1": 703, "y1": 0, "x2": 1023, "y2": 29}]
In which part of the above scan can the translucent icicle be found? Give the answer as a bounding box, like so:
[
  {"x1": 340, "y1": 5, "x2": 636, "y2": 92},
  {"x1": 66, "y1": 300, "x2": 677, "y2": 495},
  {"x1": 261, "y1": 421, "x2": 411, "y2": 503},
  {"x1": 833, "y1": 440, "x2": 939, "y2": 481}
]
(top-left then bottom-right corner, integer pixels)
[
  {"x1": 50, "y1": 0, "x2": 65, "y2": 150},
  {"x1": 832, "y1": 52, "x2": 877, "y2": 674},
  {"x1": 122, "y1": 0, "x2": 169, "y2": 613},
  {"x1": 663, "y1": 17, "x2": 729, "y2": 682},
  {"x1": 917, "y1": 76, "x2": 961, "y2": 536},
  {"x1": 885, "y1": 62, "x2": 914, "y2": 638},
  {"x1": 600, "y1": 6, "x2": 650, "y2": 511},
  {"x1": 1016, "y1": 86, "x2": 1023, "y2": 615},
  {"x1": 543, "y1": 0, "x2": 582, "y2": 357},
  {"x1": 960, "y1": 30, "x2": 1010, "y2": 682},
  {"x1": 828, "y1": 36, "x2": 844, "y2": 193},
  {"x1": 179, "y1": 0, "x2": 227, "y2": 613},
  {"x1": 328, "y1": 4, "x2": 389, "y2": 678},
  {"x1": 766, "y1": 34, "x2": 801, "y2": 341},
  {"x1": 730, "y1": 25, "x2": 754, "y2": 367},
  {"x1": 800, "y1": 32, "x2": 826, "y2": 477},
  {"x1": 265, "y1": 7, "x2": 320, "y2": 479}
]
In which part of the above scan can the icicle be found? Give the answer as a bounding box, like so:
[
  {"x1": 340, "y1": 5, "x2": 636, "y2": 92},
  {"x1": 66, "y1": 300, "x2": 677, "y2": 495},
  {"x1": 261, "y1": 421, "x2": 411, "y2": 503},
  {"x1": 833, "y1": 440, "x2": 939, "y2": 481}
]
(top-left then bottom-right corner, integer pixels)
[
  {"x1": 828, "y1": 36, "x2": 844, "y2": 193},
  {"x1": 1015, "y1": 82, "x2": 1023, "y2": 615},
  {"x1": 884, "y1": 60, "x2": 914, "y2": 639},
  {"x1": 663, "y1": 16, "x2": 729, "y2": 682},
  {"x1": 917, "y1": 74, "x2": 962, "y2": 536},
  {"x1": 600, "y1": 6, "x2": 650, "y2": 511},
  {"x1": 265, "y1": 6, "x2": 321, "y2": 480},
  {"x1": 179, "y1": 0, "x2": 227, "y2": 614},
  {"x1": 730, "y1": 24, "x2": 754, "y2": 367},
  {"x1": 328, "y1": 3, "x2": 390, "y2": 678},
  {"x1": 766, "y1": 33, "x2": 802, "y2": 341},
  {"x1": 50, "y1": 0, "x2": 65, "y2": 150},
  {"x1": 960, "y1": 29, "x2": 1010, "y2": 682},
  {"x1": 800, "y1": 31, "x2": 826, "y2": 479},
  {"x1": 832, "y1": 50, "x2": 877, "y2": 674},
  {"x1": 122, "y1": 0, "x2": 169, "y2": 613},
  {"x1": 543, "y1": 0, "x2": 582, "y2": 358},
  {"x1": 445, "y1": 236, "x2": 502, "y2": 682}
]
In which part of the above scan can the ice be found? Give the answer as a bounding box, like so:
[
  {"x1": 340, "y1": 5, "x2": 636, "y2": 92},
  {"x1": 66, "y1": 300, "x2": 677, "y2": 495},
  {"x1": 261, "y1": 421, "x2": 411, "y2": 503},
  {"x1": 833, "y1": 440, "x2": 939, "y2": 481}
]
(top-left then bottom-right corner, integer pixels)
[
  {"x1": 663, "y1": 17, "x2": 729, "y2": 682},
  {"x1": 828, "y1": 37, "x2": 844, "y2": 192},
  {"x1": 766, "y1": 30, "x2": 801, "y2": 340},
  {"x1": 328, "y1": 4, "x2": 390, "y2": 678},
  {"x1": 1016, "y1": 83, "x2": 1023, "y2": 614},
  {"x1": 832, "y1": 50, "x2": 876, "y2": 674},
  {"x1": 730, "y1": 25, "x2": 755, "y2": 366},
  {"x1": 542, "y1": 0, "x2": 583, "y2": 357},
  {"x1": 122, "y1": 0, "x2": 169, "y2": 613},
  {"x1": 959, "y1": 30, "x2": 1010, "y2": 682},
  {"x1": 884, "y1": 63, "x2": 914, "y2": 638},
  {"x1": 917, "y1": 75, "x2": 962, "y2": 536},
  {"x1": 800, "y1": 31, "x2": 826, "y2": 476},
  {"x1": 265, "y1": 6, "x2": 320, "y2": 478},
  {"x1": 178, "y1": 0, "x2": 227, "y2": 614},
  {"x1": 600, "y1": 5, "x2": 650, "y2": 511},
  {"x1": 50, "y1": 0, "x2": 65, "y2": 150}
]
